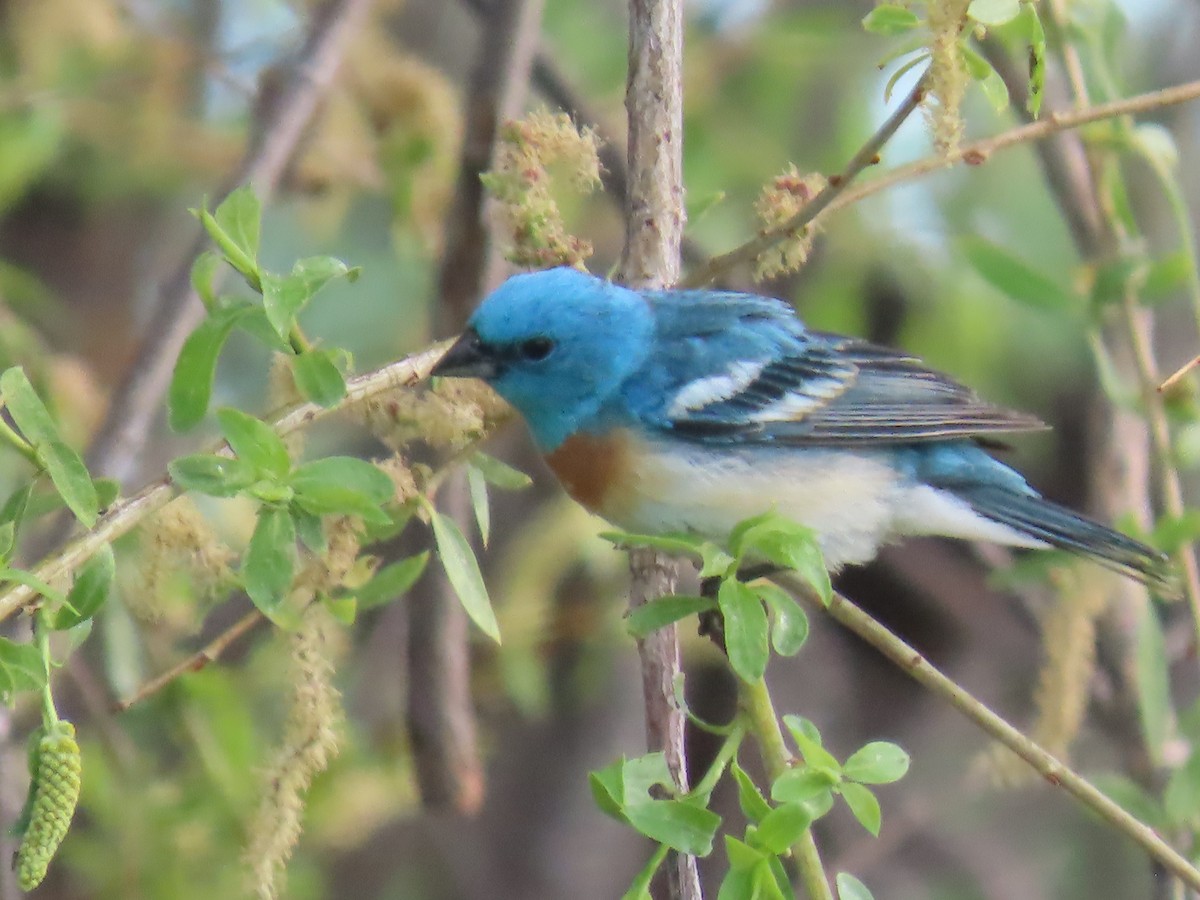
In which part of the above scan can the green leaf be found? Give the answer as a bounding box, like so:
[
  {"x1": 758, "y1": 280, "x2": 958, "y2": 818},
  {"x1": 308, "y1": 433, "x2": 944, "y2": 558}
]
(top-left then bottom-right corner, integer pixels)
[
  {"x1": 53, "y1": 543, "x2": 114, "y2": 629},
  {"x1": 588, "y1": 759, "x2": 628, "y2": 821},
  {"x1": 624, "y1": 799, "x2": 720, "y2": 856},
  {"x1": 292, "y1": 348, "x2": 347, "y2": 408},
  {"x1": 242, "y1": 506, "x2": 297, "y2": 619},
  {"x1": 626, "y1": 595, "x2": 715, "y2": 638},
  {"x1": 0, "y1": 367, "x2": 98, "y2": 527},
  {"x1": 883, "y1": 52, "x2": 930, "y2": 104},
  {"x1": 836, "y1": 872, "x2": 874, "y2": 900},
  {"x1": 428, "y1": 507, "x2": 500, "y2": 643},
  {"x1": 961, "y1": 236, "x2": 1076, "y2": 310},
  {"x1": 202, "y1": 186, "x2": 261, "y2": 284},
  {"x1": 718, "y1": 579, "x2": 769, "y2": 683},
  {"x1": 968, "y1": 0, "x2": 1019, "y2": 26},
  {"x1": 732, "y1": 762, "x2": 772, "y2": 823},
  {"x1": 216, "y1": 407, "x2": 291, "y2": 478},
  {"x1": 293, "y1": 508, "x2": 327, "y2": 554},
  {"x1": 1012, "y1": 3, "x2": 1045, "y2": 117},
  {"x1": 170, "y1": 454, "x2": 259, "y2": 497},
  {"x1": 622, "y1": 850, "x2": 664, "y2": 900},
  {"x1": 0, "y1": 484, "x2": 32, "y2": 561},
  {"x1": 842, "y1": 741, "x2": 910, "y2": 784},
  {"x1": 466, "y1": 464, "x2": 491, "y2": 546},
  {"x1": 753, "y1": 802, "x2": 812, "y2": 854},
  {"x1": 322, "y1": 592, "x2": 357, "y2": 625},
  {"x1": 357, "y1": 553, "x2": 430, "y2": 610},
  {"x1": 0, "y1": 636, "x2": 45, "y2": 704},
  {"x1": 961, "y1": 45, "x2": 1010, "y2": 112},
  {"x1": 169, "y1": 302, "x2": 257, "y2": 431},
  {"x1": 771, "y1": 767, "x2": 839, "y2": 805},
  {"x1": 754, "y1": 581, "x2": 809, "y2": 656},
  {"x1": 861, "y1": 4, "x2": 920, "y2": 35},
  {"x1": 1136, "y1": 604, "x2": 1173, "y2": 765},
  {"x1": 839, "y1": 782, "x2": 882, "y2": 836},
  {"x1": 261, "y1": 256, "x2": 354, "y2": 341},
  {"x1": 600, "y1": 530, "x2": 708, "y2": 557},
  {"x1": 290, "y1": 457, "x2": 394, "y2": 525},
  {"x1": 783, "y1": 716, "x2": 842, "y2": 773},
  {"x1": 0, "y1": 567, "x2": 66, "y2": 606},
  {"x1": 190, "y1": 250, "x2": 223, "y2": 312},
  {"x1": 470, "y1": 452, "x2": 533, "y2": 491},
  {"x1": 94, "y1": 478, "x2": 120, "y2": 510},
  {"x1": 729, "y1": 512, "x2": 830, "y2": 605}
]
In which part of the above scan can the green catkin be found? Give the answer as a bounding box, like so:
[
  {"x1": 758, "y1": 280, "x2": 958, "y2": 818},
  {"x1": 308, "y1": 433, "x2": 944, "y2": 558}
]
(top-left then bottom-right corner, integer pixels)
[{"x1": 15, "y1": 721, "x2": 82, "y2": 891}]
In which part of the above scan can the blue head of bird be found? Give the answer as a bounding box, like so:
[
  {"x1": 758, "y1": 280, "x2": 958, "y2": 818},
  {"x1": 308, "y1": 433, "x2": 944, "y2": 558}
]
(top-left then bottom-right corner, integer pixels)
[{"x1": 432, "y1": 267, "x2": 651, "y2": 449}]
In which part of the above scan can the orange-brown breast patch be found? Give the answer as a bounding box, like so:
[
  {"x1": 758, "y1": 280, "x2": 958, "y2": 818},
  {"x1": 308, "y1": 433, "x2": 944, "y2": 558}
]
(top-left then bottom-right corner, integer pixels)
[{"x1": 544, "y1": 431, "x2": 633, "y2": 518}]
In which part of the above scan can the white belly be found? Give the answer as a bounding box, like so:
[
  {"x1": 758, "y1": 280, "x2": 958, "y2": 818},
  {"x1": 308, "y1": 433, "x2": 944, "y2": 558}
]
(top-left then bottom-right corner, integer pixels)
[{"x1": 611, "y1": 440, "x2": 1043, "y2": 570}]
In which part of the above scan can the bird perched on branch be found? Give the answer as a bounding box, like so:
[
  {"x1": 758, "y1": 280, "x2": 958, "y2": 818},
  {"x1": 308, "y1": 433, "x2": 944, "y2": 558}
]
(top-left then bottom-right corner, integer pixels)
[{"x1": 432, "y1": 266, "x2": 1174, "y2": 593}]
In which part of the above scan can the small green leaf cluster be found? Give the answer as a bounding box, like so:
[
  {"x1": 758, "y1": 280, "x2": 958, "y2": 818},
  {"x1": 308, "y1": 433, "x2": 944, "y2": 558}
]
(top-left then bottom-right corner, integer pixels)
[
  {"x1": 591, "y1": 717, "x2": 908, "y2": 900},
  {"x1": 169, "y1": 407, "x2": 396, "y2": 625},
  {"x1": 863, "y1": 0, "x2": 1046, "y2": 117},
  {"x1": 170, "y1": 186, "x2": 361, "y2": 431},
  {"x1": 600, "y1": 511, "x2": 910, "y2": 899},
  {"x1": 613, "y1": 510, "x2": 830, "y2": 682},
  {"x1": 720, "y1": 719, "x2": 906, "y2": 900},
  {"x1": 0, "y1": 366, "x2": 117, "y2": 704}
]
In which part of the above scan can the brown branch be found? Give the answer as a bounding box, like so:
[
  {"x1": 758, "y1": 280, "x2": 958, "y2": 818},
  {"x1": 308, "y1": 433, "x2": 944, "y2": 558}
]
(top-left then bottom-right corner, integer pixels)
[
  {"x1": 618, "y1": 2, "x2": 701, "y2": 897},
  {"x1": 85, "y1": 0, "x2": 375, "y2": 487},
  {"x1": 779, "y1": 574, "x2": 1200, "y2": 892},
  {"x1": 112, "y1": 610, "x2": 265, "y2": 713},
  {"x1": 407, "y1": 0, "x2": 545, "y2": 816},
  {"x1": 681, "y1": 73, "x2": 928, "y2": 288}
]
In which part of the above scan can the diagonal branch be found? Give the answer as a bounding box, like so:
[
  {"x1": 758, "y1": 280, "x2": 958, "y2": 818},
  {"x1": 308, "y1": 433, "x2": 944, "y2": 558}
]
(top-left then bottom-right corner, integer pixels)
[
  {"x1": 780, "y1": 574, "x2": 1200, "y2": 892},
  {"x1": 85, "y1": 0, "x2": 375, "y2": 487}
]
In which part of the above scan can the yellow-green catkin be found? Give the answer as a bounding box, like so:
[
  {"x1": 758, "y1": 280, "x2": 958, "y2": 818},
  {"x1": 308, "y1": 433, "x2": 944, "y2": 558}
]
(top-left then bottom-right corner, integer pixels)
[
  {"x1": 753, "y1": 165, "x2": 827, "y2": 281},
  {"x1": 926, "y1": 0, "x2": 971, "y2": 156},
  {"x1": 15, "y1": 721, "x2": 82, "y2": 891},
  {"x1": 245, "y1": 606, "x2": 344, "y2": 900},
  {"x1": 481, "y1": 108, "x2": 602, "y2": 269}
]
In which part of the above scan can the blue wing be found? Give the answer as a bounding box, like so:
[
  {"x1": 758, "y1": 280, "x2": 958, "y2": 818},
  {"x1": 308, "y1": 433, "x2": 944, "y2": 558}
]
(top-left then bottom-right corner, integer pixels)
[{"x1": 620, "y1": 291, "x2": 1045, "y2": 446}]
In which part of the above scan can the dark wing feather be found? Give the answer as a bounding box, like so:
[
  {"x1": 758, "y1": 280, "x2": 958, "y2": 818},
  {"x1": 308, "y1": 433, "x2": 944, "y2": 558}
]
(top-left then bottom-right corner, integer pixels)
[{"x1": 666, "y1": 333, "x2": 1046, "y2": 446}]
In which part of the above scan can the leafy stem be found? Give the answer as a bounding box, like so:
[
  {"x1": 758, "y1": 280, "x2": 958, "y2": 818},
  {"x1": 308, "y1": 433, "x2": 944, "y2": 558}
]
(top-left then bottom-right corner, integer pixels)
[
  {"x1": 0, "y1": 410, "x2": 39, "y2": 468},
  {"x1": 778, "y1": 572, "x2": 1200, "y2": 891},
  {"x1": 738, "y1": 676, "x2": 834, "y2": 900}
]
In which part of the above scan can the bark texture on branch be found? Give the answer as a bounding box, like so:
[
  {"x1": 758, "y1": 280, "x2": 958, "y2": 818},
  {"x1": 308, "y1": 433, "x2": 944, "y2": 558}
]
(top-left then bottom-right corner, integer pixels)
[{"x1": 619, "y1": 1, "x2": 700, "y2": 897}]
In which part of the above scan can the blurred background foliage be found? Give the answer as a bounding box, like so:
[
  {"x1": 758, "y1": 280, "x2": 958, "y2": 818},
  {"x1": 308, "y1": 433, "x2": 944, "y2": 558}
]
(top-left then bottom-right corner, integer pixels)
[{"x1": 0, "y1": 0, "x2": 1198, "y2": 898}]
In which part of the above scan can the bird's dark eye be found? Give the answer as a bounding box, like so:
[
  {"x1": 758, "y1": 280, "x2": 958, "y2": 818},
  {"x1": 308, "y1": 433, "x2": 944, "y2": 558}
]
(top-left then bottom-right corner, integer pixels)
[{"x1": 518, "y1": 336, "x2": 555, "y2": 361}]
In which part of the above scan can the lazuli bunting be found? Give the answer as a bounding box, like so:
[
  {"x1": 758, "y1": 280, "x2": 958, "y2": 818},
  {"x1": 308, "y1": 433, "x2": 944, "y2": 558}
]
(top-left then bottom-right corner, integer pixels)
[{"x1": 432, "y1": 267, "x2": 1172, "y2": 592}]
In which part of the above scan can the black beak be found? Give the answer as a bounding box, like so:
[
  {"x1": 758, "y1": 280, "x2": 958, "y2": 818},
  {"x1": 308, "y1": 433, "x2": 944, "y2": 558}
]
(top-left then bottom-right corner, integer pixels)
[{"x1": 431, "y1": 329, "x2": 499, "y2": 379}]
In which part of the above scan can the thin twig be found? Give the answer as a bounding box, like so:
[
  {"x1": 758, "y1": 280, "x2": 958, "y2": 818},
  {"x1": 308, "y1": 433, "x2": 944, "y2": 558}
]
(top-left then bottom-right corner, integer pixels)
[
  {"x1": 780, "y1": 575, "x2": 1200, "y2": 892},
  {"x1": 619, "y1": 1, "x2": 701, "y2": 897},
  {"x1": 821, "y1": 79, "x2": 1200, "y2": 226},
  {"x1": 112, "y1": 610, "x2": 264, "y2": 712},
  {"x1": 0, "y1": 341, "x2": 451, "y2": 624},
  {"x1": 1160, "y1": 355, "x2": 1200, "y2": 393},
  {"x1": 85, "y1": 0, "x2": 375, "y2": 487},
  {"x1": 681, "y1": 73, "x2": 928, "y2": 288}
]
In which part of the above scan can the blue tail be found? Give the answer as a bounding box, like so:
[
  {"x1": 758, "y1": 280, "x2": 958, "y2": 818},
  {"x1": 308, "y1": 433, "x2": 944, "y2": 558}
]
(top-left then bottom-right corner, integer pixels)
[{"x1": 958, "y1": 485, "x2": 1177, "y2": 596}]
